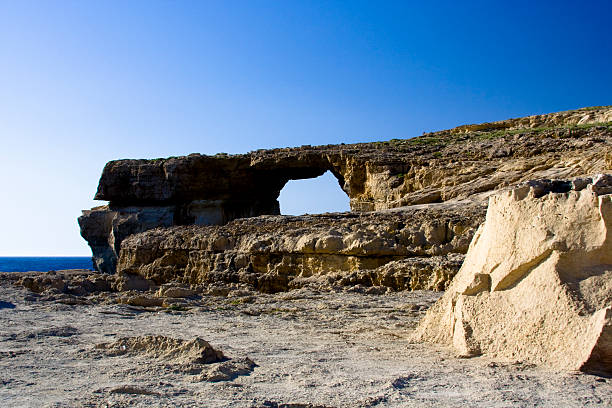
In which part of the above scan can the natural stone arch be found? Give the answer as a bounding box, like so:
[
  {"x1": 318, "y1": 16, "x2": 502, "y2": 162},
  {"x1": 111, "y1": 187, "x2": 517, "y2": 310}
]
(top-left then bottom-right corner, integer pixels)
[{"x1": 278, "y1": 170, "x2": 350, "y2": 215}]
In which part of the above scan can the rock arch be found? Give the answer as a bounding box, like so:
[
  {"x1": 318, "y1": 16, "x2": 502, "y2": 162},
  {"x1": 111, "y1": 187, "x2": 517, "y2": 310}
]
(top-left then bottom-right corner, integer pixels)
[
  {"x1": 279, "y1": 170, "x2": 350, "y2": 215},
  {"x1": 79, "y1": 106, "x2": 612, "y2": 273}
]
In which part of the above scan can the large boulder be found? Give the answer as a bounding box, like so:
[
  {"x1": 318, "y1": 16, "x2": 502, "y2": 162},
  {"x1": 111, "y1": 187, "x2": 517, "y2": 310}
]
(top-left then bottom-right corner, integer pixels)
[{"x1": 411, "y1": 174, "x2": 612, "y2": 375}]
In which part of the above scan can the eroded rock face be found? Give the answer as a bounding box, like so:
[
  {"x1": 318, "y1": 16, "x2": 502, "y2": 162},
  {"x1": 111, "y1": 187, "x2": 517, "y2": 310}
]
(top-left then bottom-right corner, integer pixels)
[
  {"x1": 80, "y1": 106, "x2": 612, "y2": 273},
  {"x1": 117, "y1": 203, "x2": 484, "y2": 293},
  {"x1": 78, "y1": 206, "x2": 175, "y2": 274},
  {"x1": 411, "y1": 174, "x2": 612, "y2": 374},
  {"x1": 93, "y1": 107, "x2": 612, "y2": 210}
]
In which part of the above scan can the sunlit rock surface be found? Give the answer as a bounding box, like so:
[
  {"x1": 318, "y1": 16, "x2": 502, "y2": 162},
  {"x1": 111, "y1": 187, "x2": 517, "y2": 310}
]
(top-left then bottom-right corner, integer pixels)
[
  {"x1": 412, "y1": 174, "x2": 612, "y2": 375},
  {"x1": 116, "y1": 203, "x2": 483, "y2": 292},
  {"x1": 80, "y1": 106, "x2": 612, "y2": 278}
]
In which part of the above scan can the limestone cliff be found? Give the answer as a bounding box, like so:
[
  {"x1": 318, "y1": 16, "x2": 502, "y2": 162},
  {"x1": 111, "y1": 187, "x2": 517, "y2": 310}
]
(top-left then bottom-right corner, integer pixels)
[
  {"x1": 117, "y1": 203, "x2": 482, "y2": 293},
  {"x1": 411, "y1": 174, "x2": 612, "y2": 374},
  {"x1": 80, "y1": 106, "x2": 612, "y2": 275}
]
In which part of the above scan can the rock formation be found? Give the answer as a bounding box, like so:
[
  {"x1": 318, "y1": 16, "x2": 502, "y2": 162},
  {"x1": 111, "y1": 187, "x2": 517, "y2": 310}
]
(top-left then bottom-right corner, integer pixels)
[
  {"x1": 117, "y1": 203, "x2": 482, "y2": 293},
  {"x1": 92, "y1": 335, "x2": 256, "y2": 382},
  {"x1": 94, "y1": 335, "x2": 226, "y2": 364},
  {"x1": 411, "y1": 174, "x2": 612, "y2": 375},
  {"x1": 79, "y1": 106, "x2": 612, "y2": 283}
]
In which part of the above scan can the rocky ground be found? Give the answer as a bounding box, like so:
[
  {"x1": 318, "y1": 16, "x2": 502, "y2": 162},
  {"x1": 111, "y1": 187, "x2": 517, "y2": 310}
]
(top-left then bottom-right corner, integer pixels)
[
  {"x1": 5, "y1": 108, "x2": 612, "y2": 406},
  {"x1": 1, "y1": 273, "x2": 610, "y2": 408}
]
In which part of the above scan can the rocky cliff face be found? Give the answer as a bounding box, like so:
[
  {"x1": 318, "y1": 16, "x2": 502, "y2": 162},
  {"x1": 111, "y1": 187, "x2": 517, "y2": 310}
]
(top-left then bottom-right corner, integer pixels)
[
  {"x1": 411, "y1": 174, "x2": 612, "y2": 374},
  {"x1": 117, "y1": 202, "x2": 483, "y2": 293},
  {"x1": 80, "y1": 106, "x2": 612, "y2": 278}
]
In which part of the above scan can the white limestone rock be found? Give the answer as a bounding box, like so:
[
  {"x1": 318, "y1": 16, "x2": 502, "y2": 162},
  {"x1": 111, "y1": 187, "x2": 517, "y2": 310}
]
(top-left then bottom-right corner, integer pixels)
[{"x1": 411, "y1": 174, "x2": 612, "y2": 374}]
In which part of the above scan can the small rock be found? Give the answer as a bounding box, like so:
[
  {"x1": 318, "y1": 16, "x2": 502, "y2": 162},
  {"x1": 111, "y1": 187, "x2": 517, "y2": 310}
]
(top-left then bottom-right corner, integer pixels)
[
  {"x1": 157, "y1": 285, "x2": 196, "y2": 298},
  {"x1": 121, "y1": 295, "x2": 163, "y2": 307}
]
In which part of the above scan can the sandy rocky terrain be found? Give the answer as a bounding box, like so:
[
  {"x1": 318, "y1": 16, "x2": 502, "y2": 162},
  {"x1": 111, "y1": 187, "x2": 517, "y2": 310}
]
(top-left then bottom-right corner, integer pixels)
[
  {"x1": 0, "y1": 276, "x2": 610, "y2": 408},
  {"x1": 3, "y1": 107, "x2": 612, "y2": 407}
]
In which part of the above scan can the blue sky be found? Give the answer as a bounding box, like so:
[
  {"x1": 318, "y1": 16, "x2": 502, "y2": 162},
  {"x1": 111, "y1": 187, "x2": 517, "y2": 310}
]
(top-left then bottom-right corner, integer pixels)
[{"x1": 1, "y1": 1, "x2": 611, "y2": 255}]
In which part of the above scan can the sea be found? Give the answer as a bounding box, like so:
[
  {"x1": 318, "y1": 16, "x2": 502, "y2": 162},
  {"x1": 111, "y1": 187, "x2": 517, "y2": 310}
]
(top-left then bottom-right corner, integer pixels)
[{"x1": 0, "y1": 257, "x2": 94, "y2": 272}]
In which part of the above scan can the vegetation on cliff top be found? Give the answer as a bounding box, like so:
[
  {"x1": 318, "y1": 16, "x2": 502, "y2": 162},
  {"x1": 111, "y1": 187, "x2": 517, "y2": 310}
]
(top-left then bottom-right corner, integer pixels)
[{"x1": 379, "y1": 119, "x2": 612, "y2": 151}]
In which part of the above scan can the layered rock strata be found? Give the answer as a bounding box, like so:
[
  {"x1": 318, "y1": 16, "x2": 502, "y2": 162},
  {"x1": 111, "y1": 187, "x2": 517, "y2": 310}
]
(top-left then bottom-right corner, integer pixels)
[
  {"x1": 411, "y1": 174, "x2": 612, "y2": 374},
  {"x1": 117, "y1": 203, "x2": 484, "y2": 293},
  {"x1": 80, "y1": 106, "x2": 612, "y2": 274}
]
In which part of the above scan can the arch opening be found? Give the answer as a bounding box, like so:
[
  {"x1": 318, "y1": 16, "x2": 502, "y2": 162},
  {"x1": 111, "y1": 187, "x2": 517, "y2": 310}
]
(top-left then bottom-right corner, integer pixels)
[{"x1": 279, "y1": 170, "x2": 350, "y2": 215}]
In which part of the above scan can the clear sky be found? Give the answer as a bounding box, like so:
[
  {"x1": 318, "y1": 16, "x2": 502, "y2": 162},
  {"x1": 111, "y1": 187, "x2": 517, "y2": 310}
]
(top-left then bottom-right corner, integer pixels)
[{"x1": 1, "y1": 1, "x2": 611, "y2": 256}]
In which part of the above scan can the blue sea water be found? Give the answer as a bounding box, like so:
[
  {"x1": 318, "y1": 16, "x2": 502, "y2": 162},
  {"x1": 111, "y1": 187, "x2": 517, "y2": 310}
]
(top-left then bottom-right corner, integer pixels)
[{"x1": 0, "y1": 257, "x2": 94, "y2": 272}]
